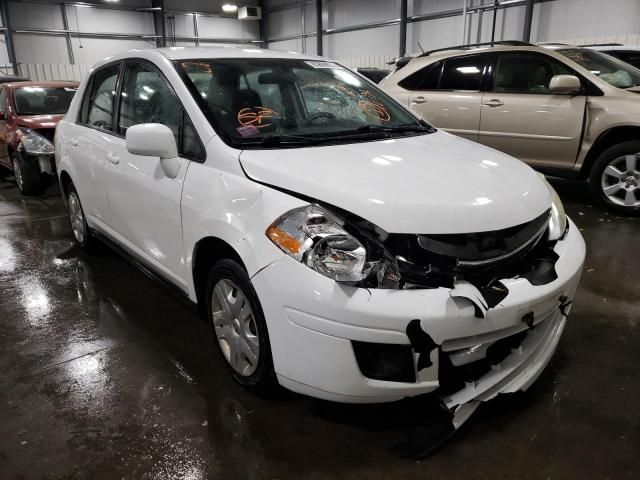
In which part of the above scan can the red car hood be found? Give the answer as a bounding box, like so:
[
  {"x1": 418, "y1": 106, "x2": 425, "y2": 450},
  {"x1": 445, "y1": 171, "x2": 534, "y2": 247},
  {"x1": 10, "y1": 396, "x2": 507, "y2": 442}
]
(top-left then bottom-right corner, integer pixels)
[{"x1": 15, "y1": 114, "x2": 64, "y2": 129}]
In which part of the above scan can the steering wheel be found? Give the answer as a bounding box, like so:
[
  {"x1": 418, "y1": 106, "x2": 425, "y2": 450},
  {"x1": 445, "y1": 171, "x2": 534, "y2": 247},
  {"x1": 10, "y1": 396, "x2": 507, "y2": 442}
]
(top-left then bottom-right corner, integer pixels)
[{"x1": 306, "y1": 111, "x2": 336, "y2": 124}]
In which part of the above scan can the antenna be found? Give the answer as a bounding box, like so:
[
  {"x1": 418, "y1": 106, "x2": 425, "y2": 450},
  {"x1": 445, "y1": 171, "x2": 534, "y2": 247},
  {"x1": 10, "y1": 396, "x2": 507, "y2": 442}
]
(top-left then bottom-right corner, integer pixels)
[{"x1": 417, "y1": 42, "x2": 424, "y2": 53}]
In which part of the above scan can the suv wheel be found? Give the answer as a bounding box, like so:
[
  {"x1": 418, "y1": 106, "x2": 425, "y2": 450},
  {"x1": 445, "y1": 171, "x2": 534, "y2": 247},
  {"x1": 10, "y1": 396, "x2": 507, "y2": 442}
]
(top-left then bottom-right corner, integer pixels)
[
  {"x1": 590, "y1": 141, "x2": 640, "y2": 215},
  {"x1": 206, "y1": 259, "x2": 277, "y2": 394},
  {"x1": 66, "y1": 184, "x2": 93, "y2": 249},
  {"x1": 11, "y1": 152, "x2": 41, "y2": 195}
]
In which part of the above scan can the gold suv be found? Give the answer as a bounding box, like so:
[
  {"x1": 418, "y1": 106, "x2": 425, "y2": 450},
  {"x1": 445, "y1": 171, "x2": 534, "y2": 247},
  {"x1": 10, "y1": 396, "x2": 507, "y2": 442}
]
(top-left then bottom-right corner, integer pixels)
[{"x1": 381, "y1": 41, "x2": 640, "y2": 214}]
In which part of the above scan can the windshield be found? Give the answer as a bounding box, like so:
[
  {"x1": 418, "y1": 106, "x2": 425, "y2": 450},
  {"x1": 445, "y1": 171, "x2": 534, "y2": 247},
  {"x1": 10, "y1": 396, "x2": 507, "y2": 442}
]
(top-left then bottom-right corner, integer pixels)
[
  {"x1": 558, "y1": 48, "x2": 640, "y2": 89},
  {"x1": 13, "y1": 86, "x2": 76, "y2": 115},
  {"x1": 175, "y1": 58, "x2": 432, "y2": 148}
]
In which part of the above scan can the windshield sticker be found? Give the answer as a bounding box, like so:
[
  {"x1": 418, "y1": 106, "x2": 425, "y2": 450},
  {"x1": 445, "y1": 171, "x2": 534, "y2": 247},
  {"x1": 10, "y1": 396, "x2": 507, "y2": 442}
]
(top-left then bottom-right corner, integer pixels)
[
  {"x1": 305, "y1": 61, "x2": 342, "y2": 69},
  {"x1": 236, "y1": 125, "x2": 261, "y2": 137},
  {"x1": 358, "y1": 100, "x2": 391, "y2": 121},
  {"x1": 237, "y1": 106, "x2": 280, "y2": 129}
]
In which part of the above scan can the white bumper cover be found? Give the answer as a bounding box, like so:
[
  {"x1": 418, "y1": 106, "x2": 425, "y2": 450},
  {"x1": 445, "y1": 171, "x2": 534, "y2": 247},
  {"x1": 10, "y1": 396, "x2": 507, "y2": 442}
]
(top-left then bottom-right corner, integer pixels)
[{"x1": 252, "y1": 218, "x2": 585, "y2": 408}]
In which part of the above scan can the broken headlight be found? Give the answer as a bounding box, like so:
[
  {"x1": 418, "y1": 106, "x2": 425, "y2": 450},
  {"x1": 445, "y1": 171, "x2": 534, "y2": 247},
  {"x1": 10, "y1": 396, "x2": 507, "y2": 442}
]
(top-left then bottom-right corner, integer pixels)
[
  {"x1": 266, "y1": 204, "x2": 399, "y2": 286},
  {"x1": 540, "y1": 176, "x2": 567, "y2": 241},
  {"x1": 16, "y1": 127, "x2": 55, "y2": 156}
]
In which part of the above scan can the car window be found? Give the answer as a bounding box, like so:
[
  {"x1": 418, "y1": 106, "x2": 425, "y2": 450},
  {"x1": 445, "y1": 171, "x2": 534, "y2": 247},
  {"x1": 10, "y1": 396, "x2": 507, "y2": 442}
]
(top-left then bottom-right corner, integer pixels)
[
  {"x1": 607, "y1": 51, "x2": 640, "y2": 70},
  {"x1": 182, "y1": 113, "x2": 205, "y2": 160},
  {"x1": 118, "y1": 62, "x2": 182, "y2": 144},
  {"x1": 398, "y1": 62, "x2": 442, "y2": 90},
  {"x1": 440, "y1": 56, "x2": 487, "y2": 91},
  {"x1": 558, "y1": 48, "x2": 640, "y2": 89},
  {"x1": 13, "y1": 86, "x2": 76, "y2": 115},
  {"x1": 86, "y1": 64, "x2": 120, "y2": 131},
  {"x1": 176, "y1": 58, "x2": 430, "y2": 148},
  {"x1": 493, "y1": 52, "x2": 574, "y2": 94}
]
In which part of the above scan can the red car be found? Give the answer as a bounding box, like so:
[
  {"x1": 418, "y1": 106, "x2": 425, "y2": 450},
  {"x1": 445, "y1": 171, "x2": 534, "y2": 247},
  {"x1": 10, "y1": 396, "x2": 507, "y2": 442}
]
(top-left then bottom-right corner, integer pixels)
[{"x1": 0, "y1": 81, "x2": 78, "y2": 194}]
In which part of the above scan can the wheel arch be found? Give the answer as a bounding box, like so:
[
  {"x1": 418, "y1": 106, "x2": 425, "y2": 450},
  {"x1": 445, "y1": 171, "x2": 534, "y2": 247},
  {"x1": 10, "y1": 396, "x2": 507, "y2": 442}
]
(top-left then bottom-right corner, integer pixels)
[
  {"x1": 582, "y1": 126, "x2": 640, "y2": 177},
  {"x1": 58, "y1": 170, "x2": 73, "y2": 204},
  {"x1": 192, "y1": 236, "x2": 247, "y2": 313}
]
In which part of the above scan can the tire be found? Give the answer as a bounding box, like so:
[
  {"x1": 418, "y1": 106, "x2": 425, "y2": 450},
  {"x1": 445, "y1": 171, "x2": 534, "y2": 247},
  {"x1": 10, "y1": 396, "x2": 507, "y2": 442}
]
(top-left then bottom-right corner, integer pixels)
[
  {"x1": 589, "y1": 140, "x2": 640, "y2": 215},
  {"x1": 11, "y1": 151, "x2": 41, "y2": 195},
  {"x1": 205, "y1": 258, "x2": 278, "y2": 394},
  {"x1": 65, "y1": 184, "x2": 94, "y2": 249}
]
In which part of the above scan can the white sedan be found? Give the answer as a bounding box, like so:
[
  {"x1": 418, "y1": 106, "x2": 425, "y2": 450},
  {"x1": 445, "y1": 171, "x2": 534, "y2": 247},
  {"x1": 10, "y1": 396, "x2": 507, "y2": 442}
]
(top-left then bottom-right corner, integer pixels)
[{"x1": 55, "y1": 46, "x2": 585, "y2": 438}]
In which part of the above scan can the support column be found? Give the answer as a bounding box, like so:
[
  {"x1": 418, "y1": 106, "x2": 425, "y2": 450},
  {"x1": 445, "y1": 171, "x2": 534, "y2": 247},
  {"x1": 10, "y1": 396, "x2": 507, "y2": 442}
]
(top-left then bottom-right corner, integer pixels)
[
  {"x1": 193, "y1": 12, "x2": 199, "y2": 46},
  {"x1": 523, "y1": 0, "x2": 534, "y2": 42},
  {"x1": 0, "y1": 0, "x2": 18, "y2": 74},
  {"x1": 399, "y1": 0, "x2": 407, "y2": 57},
  {"x1": 60, "y1": 3, "x2": 75, "y2": 64},
  {"x1": 152, "y1": 0, "x2": 166, "y2": 48},
  {"x1": 316, "y1": 0, "x2": 322, "y2": 56}
]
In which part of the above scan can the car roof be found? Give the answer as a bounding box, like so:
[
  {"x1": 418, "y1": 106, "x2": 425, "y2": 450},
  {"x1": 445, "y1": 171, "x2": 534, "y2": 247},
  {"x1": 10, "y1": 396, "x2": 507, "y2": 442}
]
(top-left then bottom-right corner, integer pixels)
[
  {"x1": 156, "y1": 45, "x2": 323, "y2": 61},
  {"x1": 586, "y1": 45, "x2": 640, "y2": 52}
]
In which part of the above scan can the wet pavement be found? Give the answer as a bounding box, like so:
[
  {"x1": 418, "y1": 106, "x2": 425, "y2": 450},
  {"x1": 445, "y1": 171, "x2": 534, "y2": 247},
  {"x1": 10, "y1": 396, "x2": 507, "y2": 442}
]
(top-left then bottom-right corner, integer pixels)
[{"x1": 0, "y1": 171, "x2": 638, "y2": 480}]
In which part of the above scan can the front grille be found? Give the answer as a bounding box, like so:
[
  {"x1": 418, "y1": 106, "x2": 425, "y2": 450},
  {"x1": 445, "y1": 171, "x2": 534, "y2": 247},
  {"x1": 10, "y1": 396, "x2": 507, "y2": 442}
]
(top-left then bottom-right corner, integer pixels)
[{"x1": 382, "y1": 209, "x2": 553, "y2": 289}]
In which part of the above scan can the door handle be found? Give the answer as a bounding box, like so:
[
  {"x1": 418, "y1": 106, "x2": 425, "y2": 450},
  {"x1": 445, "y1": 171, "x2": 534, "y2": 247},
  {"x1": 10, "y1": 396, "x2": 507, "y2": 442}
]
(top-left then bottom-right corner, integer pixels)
[
  {"x1": 483, "y1": 99, "x2": 504, "y2": 107},
  {"x1": 412, "y1": 96, "x2": 427, "y2": 104},
  {"x1": 70, "y1": 138, "x2": 78, "y2": 146},
  {"x1": 107, "y1": 152, "x2": 120, "y2": 165}
]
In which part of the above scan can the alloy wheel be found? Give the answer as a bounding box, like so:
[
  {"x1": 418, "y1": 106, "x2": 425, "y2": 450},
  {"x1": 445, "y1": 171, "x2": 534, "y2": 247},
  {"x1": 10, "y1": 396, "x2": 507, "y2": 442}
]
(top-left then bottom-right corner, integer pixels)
[
  {"x1": 211, "y1": 279, "x2": 260, "y2": 376},
  {"x1": 601, "y1": 153, "x2": 640, "y2": 207},
  {"x1": 68, "y1": 192, "x2": 86, "y2": 244}
]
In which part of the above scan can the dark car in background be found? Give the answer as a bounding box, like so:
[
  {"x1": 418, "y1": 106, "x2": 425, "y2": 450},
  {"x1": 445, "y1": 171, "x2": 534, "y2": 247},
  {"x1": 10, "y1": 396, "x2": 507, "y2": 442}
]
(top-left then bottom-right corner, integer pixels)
[
  {"x1": 355, "y1": 67, "x2": 390, "y2": 83},
  {"x1": 0, "y1": 81, "x2": 78, "y2": 194}
]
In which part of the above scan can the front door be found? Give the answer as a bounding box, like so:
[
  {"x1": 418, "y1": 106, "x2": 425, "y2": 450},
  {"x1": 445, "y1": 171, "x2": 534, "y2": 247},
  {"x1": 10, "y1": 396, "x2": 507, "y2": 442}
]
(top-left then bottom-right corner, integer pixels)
[
  {"x1": 104, "y1": 61, "x2": 191, "y2": 289},
  {"x1": 407, "y1": 54, "x2": 493, "y2": 142},
  {"x1": 479, "y1": 51, "x2": 587, "y2": 168}
]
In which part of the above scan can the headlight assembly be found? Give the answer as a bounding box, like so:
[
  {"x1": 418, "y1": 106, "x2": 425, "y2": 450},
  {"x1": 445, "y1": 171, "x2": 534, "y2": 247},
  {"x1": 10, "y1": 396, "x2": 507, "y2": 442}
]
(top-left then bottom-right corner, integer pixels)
[
  {"x1": 540, "y1": 175, "x2": 567, "y2": 241},
  {"x1": 16, "y1": 128, "x2": 55, "y2": 156},
  {"x1": 266, "y1": 204, "x2": 399, "y2": 286}
]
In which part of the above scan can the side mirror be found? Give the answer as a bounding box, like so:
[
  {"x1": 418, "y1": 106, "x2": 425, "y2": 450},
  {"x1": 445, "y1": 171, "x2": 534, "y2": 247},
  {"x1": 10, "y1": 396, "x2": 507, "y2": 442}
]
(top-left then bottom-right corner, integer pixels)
[
  {"x1": 549, "y1": 75, "x2": 581, "y2": 95},
  {"x1": 125, "y1": 123, "x2": 181, "y2": 178}
]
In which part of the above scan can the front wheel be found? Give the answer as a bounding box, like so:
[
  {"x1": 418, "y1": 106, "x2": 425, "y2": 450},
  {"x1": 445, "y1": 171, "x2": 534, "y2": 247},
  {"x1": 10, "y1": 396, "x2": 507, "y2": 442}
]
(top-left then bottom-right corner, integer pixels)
[
  {"x1": 589, "y1": 141, "x2": 640, "y2": 215},
  {"x1": 206, "y1": 259, "x2": 277, "y2": 394},
  {"x1": 11, "y1": 152, "x2": 41, "y2": 195}
]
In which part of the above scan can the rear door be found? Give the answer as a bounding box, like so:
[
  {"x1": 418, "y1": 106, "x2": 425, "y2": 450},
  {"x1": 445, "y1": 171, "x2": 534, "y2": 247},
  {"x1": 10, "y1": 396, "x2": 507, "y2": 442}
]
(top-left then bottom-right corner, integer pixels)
[
  {"x1": 103, "y1": 60, "x2": 205, "y2": 288},
  {"x1": 65, "y1": 63, "x2": 121, "y2": 226},
  {"x1": 0, "y1": 87, "x2": 8, "y2": 167},
  {"x1": 406, "y1": 54, "x2": 493, "y2": 142},
  {"x1": 478, "y1": 51, "x2": 587, "y2": 168}
]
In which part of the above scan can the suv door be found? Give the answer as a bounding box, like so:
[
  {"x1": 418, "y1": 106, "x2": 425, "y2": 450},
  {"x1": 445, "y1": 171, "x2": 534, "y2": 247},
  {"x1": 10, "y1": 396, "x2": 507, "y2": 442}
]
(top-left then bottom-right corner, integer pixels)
[
  {"x1": 404, "y1": 54, "x2": 492, "y2": 142},
  {"x1": 68, "y1": 63, "x2": 121, "y2": 226},
  {"x1": 104, "y1": 60, "x2": 205, "y2": 289},
  {"x1": 479, "y1": 51, "x2": 587, "y2": 168}
]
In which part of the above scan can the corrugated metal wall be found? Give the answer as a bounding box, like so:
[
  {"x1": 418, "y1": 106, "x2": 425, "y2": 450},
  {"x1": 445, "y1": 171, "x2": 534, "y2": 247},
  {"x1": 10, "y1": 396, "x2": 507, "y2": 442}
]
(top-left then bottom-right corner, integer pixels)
[{"x1": 17, "y1": 63, "x2": 90, "y2": 82}]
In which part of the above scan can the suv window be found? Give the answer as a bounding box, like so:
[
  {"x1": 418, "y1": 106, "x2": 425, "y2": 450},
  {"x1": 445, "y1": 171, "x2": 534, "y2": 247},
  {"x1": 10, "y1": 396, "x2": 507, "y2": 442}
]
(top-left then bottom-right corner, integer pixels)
[
  {"x1": 85, "y1": 64, "x2": 120, "y2": 131},
  {"x1": 398, "y1": 62, "x2": 442, "y2": 91},
  {"x1": 118, "y1": 62, "x2": 181, "y2": 143},
  {"x1": 607, "y1": 51, "x2": 640, "y2": 70},
  {"x1": 493, "y1": 52, "x2": 575, "y2": 94},
  {"x1": 440, "y1": 56, "x2": 487, "y2": 91}
]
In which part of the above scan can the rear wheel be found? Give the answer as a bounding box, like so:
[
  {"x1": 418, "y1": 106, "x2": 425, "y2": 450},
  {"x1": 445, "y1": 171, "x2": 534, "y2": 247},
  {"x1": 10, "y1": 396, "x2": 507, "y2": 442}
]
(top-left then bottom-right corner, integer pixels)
[
  {"x1": 11, "y1": 152, "x2": 41, "y2": 195},
  {"x1": 66, "y1": 184, "x2": 93, "y2": 249},
  {"x1": 589, "y1": 141, "x2": 640, "y2": 215},
  {"x1": 206, "y1": 259, "x2": 277, "y2": 394}
]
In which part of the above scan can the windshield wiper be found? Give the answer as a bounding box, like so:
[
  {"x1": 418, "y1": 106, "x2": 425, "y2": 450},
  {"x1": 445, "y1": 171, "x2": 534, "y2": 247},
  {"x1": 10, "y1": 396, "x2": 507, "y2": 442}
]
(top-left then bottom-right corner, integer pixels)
[
  {"x1": 246, "y1": 134, "x2": 320, "y2": 148},
  {"x1": 352, "y1": 123, "x2": 432, "y2": 134}
]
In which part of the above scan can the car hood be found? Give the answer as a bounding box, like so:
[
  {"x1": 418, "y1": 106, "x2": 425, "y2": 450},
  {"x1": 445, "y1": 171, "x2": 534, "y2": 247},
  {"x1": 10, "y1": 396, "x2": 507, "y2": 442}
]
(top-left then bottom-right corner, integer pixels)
[
  {"x1": 15, "y1": 114, "x2": 64, "y2": 129},
  {"x1": 239, "y1": 131, "x2": 552, "y2": 234}
]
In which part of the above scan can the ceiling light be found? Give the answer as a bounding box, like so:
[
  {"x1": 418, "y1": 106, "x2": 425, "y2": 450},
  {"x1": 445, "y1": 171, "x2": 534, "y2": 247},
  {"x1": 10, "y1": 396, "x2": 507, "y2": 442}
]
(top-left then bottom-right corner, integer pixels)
[
  {"x1": 222, "y1": 4, "x2": 238, "y2": 13},
  {"x1": 104, "y1": 0, "x2": 120, "y2": 3}
]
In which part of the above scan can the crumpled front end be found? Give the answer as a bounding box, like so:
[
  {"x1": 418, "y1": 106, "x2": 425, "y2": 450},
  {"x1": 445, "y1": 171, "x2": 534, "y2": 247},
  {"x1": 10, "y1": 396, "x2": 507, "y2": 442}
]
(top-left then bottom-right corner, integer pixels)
[{"x1": 251, "y1": 216, "x2": 585, "y2": 428}]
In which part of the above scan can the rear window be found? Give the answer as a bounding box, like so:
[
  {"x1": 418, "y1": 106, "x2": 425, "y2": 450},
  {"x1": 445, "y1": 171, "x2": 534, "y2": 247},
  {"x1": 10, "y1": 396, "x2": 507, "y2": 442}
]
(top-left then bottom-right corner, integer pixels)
[
  {"x1": 13, "y1": 86, "x2": 76, "y2": 115},
  {"x1": 440, "y1": 56, "x2": 486, "y2": 91}
]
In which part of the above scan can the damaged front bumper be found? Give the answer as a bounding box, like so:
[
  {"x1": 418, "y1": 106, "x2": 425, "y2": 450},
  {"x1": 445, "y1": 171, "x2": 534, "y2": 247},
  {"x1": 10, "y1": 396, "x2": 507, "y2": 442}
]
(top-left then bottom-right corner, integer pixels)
[{"x1": 252, "y1": 218, "x2": 585, "y2": 416}]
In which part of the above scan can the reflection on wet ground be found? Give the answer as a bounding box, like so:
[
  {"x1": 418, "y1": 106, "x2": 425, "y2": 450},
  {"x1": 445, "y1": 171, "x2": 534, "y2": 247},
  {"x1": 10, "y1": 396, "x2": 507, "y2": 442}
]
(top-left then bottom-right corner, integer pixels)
[{"x1": 1, "y1": 172, "x2": 639, "y2": 479}]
